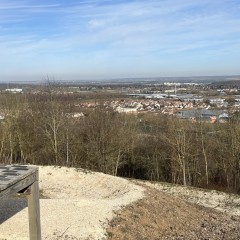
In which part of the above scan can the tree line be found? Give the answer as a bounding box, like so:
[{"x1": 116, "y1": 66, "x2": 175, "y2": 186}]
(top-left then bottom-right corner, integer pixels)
[{"x1": 0, "y1": 91, "x2": 240, "y2": 193}]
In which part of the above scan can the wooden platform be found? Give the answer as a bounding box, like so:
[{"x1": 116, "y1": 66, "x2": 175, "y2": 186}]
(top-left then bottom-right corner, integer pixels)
[{"x1": 0, "y1": 165, "x2": 41, "y2": 240}]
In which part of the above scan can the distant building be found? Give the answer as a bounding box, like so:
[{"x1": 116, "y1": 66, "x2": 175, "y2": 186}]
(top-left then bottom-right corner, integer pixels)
[
  {"x1": 116, "y1": 107, "x2": 138, "y2": 113},
  {"x1": 209, "y1": 98, "x2": 225, "y2": 104},
  {"x1": 209, "y1": 98, "x2": 228, "y2": 107},
  {"x1": 72, "y1": 112, "x2": 85, "y2": 118},
  {"x1": 164, "y1": 82, "x2": 181, "y2": 86},
  {"x1": 175, "y1": 109, "x2": 229, "y2": 123},
  {"x1": 5, "y1": 88, "x2": 23, "y2": 93}
]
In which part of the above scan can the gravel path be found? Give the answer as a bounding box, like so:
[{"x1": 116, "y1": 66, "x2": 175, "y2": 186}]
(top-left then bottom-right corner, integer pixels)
[{"x1": 0, "y1": 166, "x2": 145, "y2": 240}]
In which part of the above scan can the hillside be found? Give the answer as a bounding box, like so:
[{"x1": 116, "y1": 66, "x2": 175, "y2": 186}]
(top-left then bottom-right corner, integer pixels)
[
  {"x1": 0, "y1": 166, "x2": 240, "y2": 239},
  {"x1": 107, "y1": 182, "x2": 240, "y2": 240}
]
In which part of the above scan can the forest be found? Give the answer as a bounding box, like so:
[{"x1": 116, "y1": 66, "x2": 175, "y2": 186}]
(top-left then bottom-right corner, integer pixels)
[{"x1": 0, "y1": 88, "x2": 240, "y2": 194}]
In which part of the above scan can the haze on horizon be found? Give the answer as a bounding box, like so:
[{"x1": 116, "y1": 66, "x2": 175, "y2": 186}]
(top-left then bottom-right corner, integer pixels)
[{"x1": 0, "y1": 0, "x2": 240, "y2": 82}]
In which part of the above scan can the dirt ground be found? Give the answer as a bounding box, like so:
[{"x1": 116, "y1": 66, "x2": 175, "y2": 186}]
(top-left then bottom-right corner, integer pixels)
[
  {"x1": 1, "y1": 166, "x2": 240, "y2": 239},
  {"x1": 107, "y1": 185, "x2": 240, "y2": 240}
]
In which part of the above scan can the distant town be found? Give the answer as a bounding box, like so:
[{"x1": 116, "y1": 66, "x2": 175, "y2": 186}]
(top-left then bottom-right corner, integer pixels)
[{"x1": 1, "y1": 75, "x2": 240, "y2": 123}]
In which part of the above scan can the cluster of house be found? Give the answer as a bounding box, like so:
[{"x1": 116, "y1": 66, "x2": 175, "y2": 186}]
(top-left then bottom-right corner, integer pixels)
[
  {"x1": 110, "y1": 99, "x2": 208, "y2": 114},
  {"x1": 111, "y1": 99, "x2": 230, "y2": 123},
  {"x1": 72, "y1": 97, "x2": 232, "y2": 123}
]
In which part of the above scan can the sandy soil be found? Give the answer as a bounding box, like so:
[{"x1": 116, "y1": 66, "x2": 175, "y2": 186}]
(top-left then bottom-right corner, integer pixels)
[
  {"x1": 1, "y1": 166, "x2": 240, "y2": 240},
  {"x1": 0, "y1": 166, "x2": 144, "y2": 240}
]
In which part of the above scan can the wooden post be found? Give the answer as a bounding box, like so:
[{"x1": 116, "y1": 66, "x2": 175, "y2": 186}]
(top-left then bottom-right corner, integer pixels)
[{"x1": 27, "y1": 169, "x2": 41, "y2": 240}]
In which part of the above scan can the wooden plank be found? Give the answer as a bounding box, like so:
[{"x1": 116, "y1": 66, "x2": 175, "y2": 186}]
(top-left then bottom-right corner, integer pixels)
[
  {"x1": 27, "y1": 170, "x2": 42, "y2": 240},
  {"x1": 0, "y1": 165, "x2": 36, "y2": 191},
  {"x1": 0, "y1": 172, "x2": 37, "y2": 199}
]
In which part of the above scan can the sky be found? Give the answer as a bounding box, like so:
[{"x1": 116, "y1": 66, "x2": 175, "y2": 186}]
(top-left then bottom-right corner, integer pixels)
[{"x1": 0, "y1": 0, "x2": 240, "y2": 81}]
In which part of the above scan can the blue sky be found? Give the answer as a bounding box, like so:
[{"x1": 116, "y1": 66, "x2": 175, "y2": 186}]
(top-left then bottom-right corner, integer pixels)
[{"x1": 0, "y1": 0, "x2": 240, "y2": 81}]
